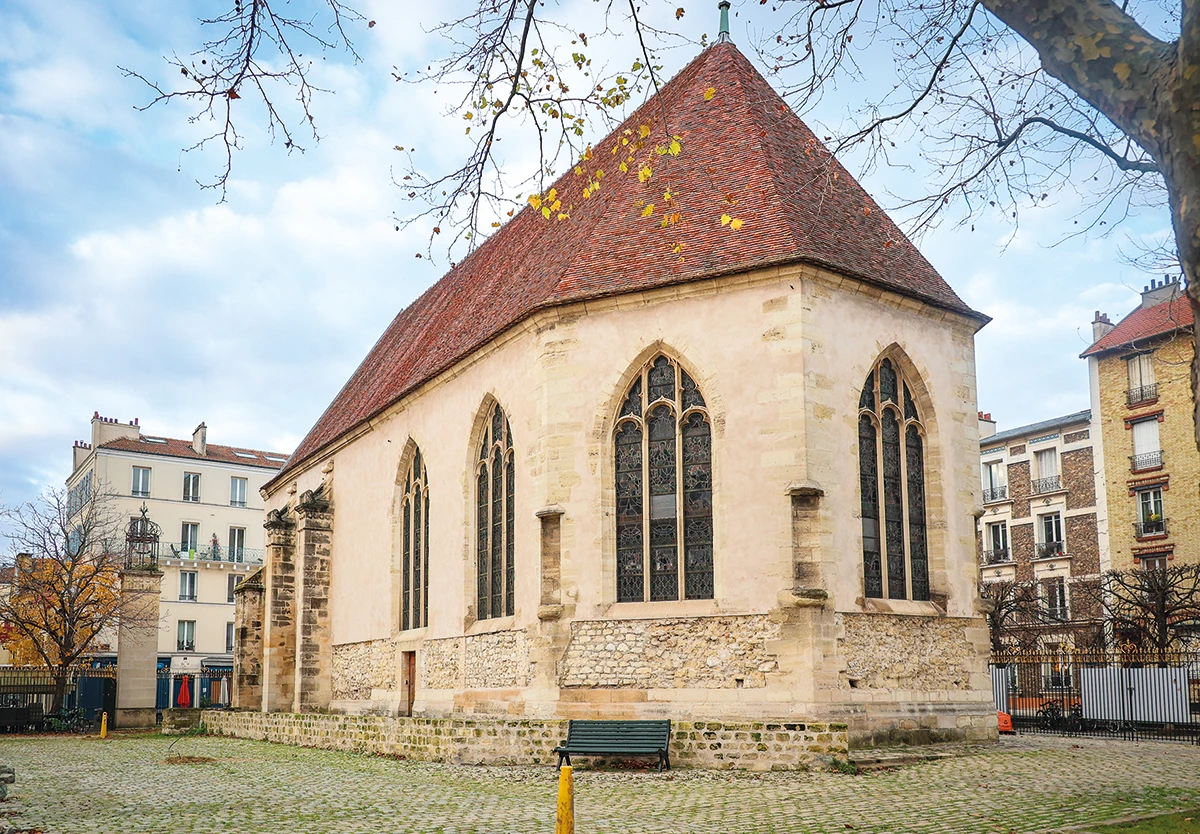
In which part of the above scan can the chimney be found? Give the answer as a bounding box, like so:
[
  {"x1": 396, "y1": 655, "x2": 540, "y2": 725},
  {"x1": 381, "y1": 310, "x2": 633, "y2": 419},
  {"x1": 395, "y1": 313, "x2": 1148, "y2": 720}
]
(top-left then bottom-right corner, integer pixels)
[
  {"x1": 1141, "y1": 276, "x2": 1182, "y2": 310},
  {"x1": 1091, "y1": 310, "x2": 1114, "y2": 341},
  {"x1": 192, "y1": 422, "x2": 207, "y2": 456},
  {"x1": 978, "y1": 411, "x2": 996, "y2": 439},
  {"x1": 90, "y1": 412, "x2": 141, "y2": 448}
]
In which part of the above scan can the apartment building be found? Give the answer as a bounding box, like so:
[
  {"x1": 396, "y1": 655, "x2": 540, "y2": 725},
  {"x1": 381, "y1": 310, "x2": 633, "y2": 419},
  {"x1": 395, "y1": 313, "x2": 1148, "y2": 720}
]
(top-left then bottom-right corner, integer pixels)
[
  {"x1": 66, "y1": 413, "x2": 287, "y2": 682},
  {"x1": 978, "y1": 409, "x2": 1105, "y2": 646},
  {"x1": 1084, "y1": 277, "x2": 1196, "y2": 572}
]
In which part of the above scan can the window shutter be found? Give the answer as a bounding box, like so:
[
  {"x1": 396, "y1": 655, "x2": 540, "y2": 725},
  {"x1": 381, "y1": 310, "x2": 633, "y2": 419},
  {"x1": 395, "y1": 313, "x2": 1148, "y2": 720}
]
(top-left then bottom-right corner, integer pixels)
[{"x1": 1132, "y1": 419, "x2": 1159, "y2": 456}]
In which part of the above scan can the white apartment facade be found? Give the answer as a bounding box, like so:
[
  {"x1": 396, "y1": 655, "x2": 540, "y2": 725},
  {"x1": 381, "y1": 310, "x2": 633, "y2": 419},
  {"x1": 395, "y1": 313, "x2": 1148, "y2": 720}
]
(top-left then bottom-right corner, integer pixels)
[{"x1": 66, "y1": 413, "x2": 286, "y2": 685}]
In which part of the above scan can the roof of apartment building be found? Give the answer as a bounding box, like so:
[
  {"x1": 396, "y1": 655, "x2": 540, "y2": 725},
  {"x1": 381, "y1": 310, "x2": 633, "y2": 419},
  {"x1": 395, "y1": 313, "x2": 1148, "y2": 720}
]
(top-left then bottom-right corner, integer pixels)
[
  {"x1": 97, "y1": 436, "x2": 289, "y2": 470},
  {"x1": 268, "y1": 40, "x2": 988, "y2": 489},
  {"x1": 0, "y1": 566, "x2": 13, "y2": 584},
  {"x1": 1082, "y1": 294, "x2": 1193, "y2": 358},
  {"x1": 981, "y1": 409, "x2": 1092, "y2": 449}
]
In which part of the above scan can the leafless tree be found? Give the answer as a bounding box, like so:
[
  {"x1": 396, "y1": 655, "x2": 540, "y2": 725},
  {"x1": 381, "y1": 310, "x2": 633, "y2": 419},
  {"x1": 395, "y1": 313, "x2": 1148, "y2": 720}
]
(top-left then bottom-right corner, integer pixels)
[
  {"x1": 0, "y1": 487, "x2": 158, "y2": 712},
  {"x1": 1071, "y1": 565, "x2": 1200, "y2": 661},
  {"x1": 979, "y1": 579, "x2": 1039, "y2": 653}
]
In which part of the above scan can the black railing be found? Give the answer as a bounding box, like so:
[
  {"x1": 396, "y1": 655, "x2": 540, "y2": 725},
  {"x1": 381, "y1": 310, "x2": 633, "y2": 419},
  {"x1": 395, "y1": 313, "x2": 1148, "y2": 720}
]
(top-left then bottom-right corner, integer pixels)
[
  {"x1": 1134, "y1": 518, "x2": 1168, "y2": 538},
  {"x1": 1130, "y1": 450, "x2": 1164, "y2": 471},
  {"x1": 982, "y1": 548, "x2": 1012, "y2": 565},
  {"x1": 1127, "y1": 384, "x2": 1158, "y2": 405},
  {"x1": 990, "y1": 650, "x2": 1200, "y2": 743},
  {"x1": 178, "y1": 593, "x2": 197, "y2": 602},
  {"x1": 1035, "y1": 541, "x2": 1066, "y2": 558},
  {"x1": 983, "y1": 485, "x2": 1009, "y2": 503},
  {"x1": 1031, "y1": 476, "x2": 1062, "y2": 494},
  {"x1": 176, "y1": 641, "x2": 195, "y2": 652}
]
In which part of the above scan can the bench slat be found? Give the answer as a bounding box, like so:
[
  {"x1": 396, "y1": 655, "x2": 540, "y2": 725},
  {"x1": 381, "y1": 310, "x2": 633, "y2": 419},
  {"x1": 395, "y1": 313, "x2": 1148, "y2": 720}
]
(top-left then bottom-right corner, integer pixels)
[{"x1": 554, "y1": 720, "x2": 672, "y2": 771}]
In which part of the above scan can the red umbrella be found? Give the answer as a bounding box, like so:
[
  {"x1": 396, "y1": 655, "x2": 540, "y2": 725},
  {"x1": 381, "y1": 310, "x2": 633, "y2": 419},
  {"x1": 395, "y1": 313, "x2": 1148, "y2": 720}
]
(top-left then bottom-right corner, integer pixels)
[{"x1": 176, "y1": 674, "x2": 191, "y2": 708}]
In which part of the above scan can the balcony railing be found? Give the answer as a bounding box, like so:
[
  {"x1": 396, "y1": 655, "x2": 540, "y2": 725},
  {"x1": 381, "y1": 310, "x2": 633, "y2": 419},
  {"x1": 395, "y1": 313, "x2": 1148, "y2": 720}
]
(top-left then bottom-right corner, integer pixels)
[
  {"x1": 159, "y1": 542, "x2": 265, "y2": 564},
  {"x1": 1035, "y1": 541, "x2": 1066, "y2": 558},
  {"x1": 177, "y1": 641, "x2": 195, "y2": 652},
  {"x1": 982, "y1": 548, "x2": 1011, "y2": 565},
  {"x1": 178, "y1": 592, "x2": 197, "y2": 602},
  {"x1": 1130, "y1": 450, "x2": 1163, "y2": 471},
  {"x1": 1127, "y1": 383, "x2": 1158, "y2": 405},
  {"x1": 1134, "y1": 518, "x2": 1168, "y2": 538},
  {"x1": 1031, "y1": 475, "x2": 1062, "y2": 494},
  {"x1": 983, "y1": 485, "x2": 1008, "y2": 503}
]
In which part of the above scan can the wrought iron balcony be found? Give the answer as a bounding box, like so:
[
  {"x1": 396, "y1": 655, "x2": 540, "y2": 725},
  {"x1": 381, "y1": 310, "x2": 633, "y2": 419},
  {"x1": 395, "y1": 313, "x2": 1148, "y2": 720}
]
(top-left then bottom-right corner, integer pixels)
[
  {"x1": 1130, "y1": 450, "x2": 1163, "y2": 471},
  {"x1": 176, "y1": 641, "x2": 195, "y2": 652},
  {"x1": 983, "y1": 485, "x2": 1008, "y2": 503},
  {"x1": 1134, "y1": 518, "x2": 1168, "y2": 538},
  {"x1": 178, "y1": 592, "x2": 197, "y2": 602},
  {"x1": 1031, "y1": 475, "x2": 1062, "y2": 494},
  {"x1": 1035, "y1": 541, "x2": 1066, "y2": 559},
  {"x1": 1127, "y1": 383, "x2": 1158, "y2": 405},
  {"x1": 160, "y1": 542, "x2": 265, "y2": 564},
  {"x1": 982, "y1": 548, "x2": 1012, "y2": 565}
]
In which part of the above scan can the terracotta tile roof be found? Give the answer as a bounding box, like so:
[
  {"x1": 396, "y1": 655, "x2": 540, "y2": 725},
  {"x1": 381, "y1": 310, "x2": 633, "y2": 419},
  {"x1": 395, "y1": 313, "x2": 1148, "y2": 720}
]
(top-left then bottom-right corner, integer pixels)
[
  {"x1": 0, "y1": 566, "x2": 13, "y2": 584},
  {"x1": 1081, "y1": 296, "x2": 1193, "y2": 357},
  {"x1": 99, "y1": 436, "x2": 288, "y2": 470},
  {"x1": 272, "y1": 42, "x2": 982, "y2": 487}
]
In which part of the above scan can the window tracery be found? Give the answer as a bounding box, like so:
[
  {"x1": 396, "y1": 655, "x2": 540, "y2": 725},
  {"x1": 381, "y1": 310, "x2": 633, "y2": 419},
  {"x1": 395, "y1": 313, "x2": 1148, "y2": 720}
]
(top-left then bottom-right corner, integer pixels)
[
  {"x1": 400, "y1": 446, "x2": 430, "y2": 630},
  {"x1": 477, "y1": 404, "x2": 515, "y2": 619},
  {"x1": 615, "y1": 355, "x2": 713, "y2": 602},
  {"x1": 858, "y1": 357, "x2": 930, "y2": 601}
]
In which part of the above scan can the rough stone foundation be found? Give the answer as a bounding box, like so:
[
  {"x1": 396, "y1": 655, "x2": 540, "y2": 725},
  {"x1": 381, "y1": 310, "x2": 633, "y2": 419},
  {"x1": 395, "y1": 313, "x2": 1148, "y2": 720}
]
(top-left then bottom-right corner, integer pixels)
[
  {"x1": 201, "y1": 710, "x2": 847, "y2": 770},
  {"x1": 332, "y1": 639, "x2": 397, "y2": 700}
]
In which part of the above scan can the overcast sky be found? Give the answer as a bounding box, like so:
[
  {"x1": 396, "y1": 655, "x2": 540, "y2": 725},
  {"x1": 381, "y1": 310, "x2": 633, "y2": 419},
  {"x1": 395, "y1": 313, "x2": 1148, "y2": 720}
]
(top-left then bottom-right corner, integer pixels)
[{"x1": 0, "y1": 0, "x2": 1171, "y2": 516}]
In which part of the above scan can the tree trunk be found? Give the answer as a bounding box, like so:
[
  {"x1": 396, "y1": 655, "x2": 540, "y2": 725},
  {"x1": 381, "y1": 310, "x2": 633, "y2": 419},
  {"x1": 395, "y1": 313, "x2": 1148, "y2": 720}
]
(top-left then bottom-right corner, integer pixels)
[{"x1": 51, "y1": 672, "x2": 68, "y2": 715}]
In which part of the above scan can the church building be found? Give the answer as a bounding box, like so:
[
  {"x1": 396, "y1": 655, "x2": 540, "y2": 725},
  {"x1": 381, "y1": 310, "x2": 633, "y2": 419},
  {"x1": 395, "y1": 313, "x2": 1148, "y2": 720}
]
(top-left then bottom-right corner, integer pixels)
[{"x1": 229, "y1": 30, "x2": 996, "y2": 760}]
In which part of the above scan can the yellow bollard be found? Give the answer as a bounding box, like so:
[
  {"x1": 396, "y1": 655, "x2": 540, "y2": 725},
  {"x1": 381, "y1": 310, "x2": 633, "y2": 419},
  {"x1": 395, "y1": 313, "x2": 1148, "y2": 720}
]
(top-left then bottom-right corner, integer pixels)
[
  {"x1": 100, "y1": 711, "x2": 108, "y2": 739},
  {"x1": 555, "y1": 765, "x2": 574, "y2": 834}
]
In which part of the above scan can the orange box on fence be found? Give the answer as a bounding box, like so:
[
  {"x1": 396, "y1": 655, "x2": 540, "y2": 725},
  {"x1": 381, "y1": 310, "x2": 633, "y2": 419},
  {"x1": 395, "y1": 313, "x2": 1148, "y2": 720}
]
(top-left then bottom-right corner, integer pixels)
[{"x1": 997, "y1": 711, "x2": 1014, "y2": 734}]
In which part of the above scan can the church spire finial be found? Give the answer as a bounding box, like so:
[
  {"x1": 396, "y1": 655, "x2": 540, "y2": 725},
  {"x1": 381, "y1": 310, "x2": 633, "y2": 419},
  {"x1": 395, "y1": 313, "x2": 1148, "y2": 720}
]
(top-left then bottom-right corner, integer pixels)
[{"x1": 717, "y1": 1, "x2": 732, "y2": 43}]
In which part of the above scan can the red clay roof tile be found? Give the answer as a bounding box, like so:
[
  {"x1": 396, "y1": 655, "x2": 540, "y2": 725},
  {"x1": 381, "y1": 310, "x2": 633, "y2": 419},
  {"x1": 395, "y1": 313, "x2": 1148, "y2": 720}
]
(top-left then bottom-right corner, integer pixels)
[
  {"x1": 99, "y1": 436, "x2": 288, "y2": 469},
  {"x1": 273, "y1": 42, "x2": 982, "y2": 486},
  {"x1": 1081, "y1": 296, "x2": 1193, "y2": 357}
]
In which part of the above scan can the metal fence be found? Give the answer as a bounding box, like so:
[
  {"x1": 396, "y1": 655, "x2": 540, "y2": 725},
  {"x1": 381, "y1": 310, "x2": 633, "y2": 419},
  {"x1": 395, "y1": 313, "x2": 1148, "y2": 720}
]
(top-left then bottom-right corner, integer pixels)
[
  {"x1": 155, "y1": 668, "x2": 234, "y2": 710},
  {"x1": 0, "y1": 666, "x2": 116, "y2": 730},
  {"x1": 991, "y1": 651, "x2": 1200, "y2": 743}
]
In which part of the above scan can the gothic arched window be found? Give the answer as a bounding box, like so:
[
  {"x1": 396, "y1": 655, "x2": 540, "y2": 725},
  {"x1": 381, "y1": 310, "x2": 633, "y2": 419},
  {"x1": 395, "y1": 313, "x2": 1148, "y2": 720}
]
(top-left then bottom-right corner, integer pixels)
[
  {"x1": 858, "y1": 357, "x2": 930, "y2": 601},
  {"x1": 400, "y1": 446, "x2": 430, "y2": 630},
  {"x1": 477, "y1": 403, "x2": 515, "y2": 620},
  {"x1": 615, "y1": 355, "x2": 713, "y2": 602}
]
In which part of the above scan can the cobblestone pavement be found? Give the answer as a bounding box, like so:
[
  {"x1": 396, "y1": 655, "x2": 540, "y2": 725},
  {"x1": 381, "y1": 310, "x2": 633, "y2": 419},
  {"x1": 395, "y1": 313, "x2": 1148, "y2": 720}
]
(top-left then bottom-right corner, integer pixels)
[{"x1": 1, "y1": 734, "x2": 1199, "y2": 833}]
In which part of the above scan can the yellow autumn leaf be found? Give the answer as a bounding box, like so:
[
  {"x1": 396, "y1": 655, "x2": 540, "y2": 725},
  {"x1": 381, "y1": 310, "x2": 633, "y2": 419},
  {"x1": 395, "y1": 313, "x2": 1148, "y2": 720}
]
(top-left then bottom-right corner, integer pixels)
[
  {"x1": 639, "y1": 124, "x2": 651, "y2": 138},
  {"x1": 704, "y1": 87, "x2": 716, "y2": 101},
  {"x1": 557, "y1": 212, "x2": 569, "y2": 220},
  {"x1": 642, "y1": 203, "x2": 655, "y2": 217},
  {"x1": 618, "y1": 161, "x2": 629, "y2": 173},
  {"x1": 720, "y1": 214, "x2": 732, "y2": 226},
  {"x1": 672, "y1": 242, "x2": 682, "y2": 253},
  {"x1": 730, "y1": 218, "x2": 744, "y2": 230},
  {"x1": 668, "y1": 139, "x2": 682, "y2": 156},
  {"x1": 491, "y1": 222, "x2": 501, "y2": 228},
  {"x1": 551, "y1": 199, "x2": 562, "y2": 211},
  {"x1": 548, "y1": 188, "x2": 558, "y2": 200},
  {"x1": 529, "y1": 194, "x2": 542, "y2": 209},
  {"x1": 595, "y1": 169, "x2": 605, "y2": 180},
  {"x1": 542, "y1": 206, "x2": 551, "y2": 219},
  {"x1": 574, "y1": 166, "x2": 583, "y2": 175},
  {"x1": 638, "y1": 165, "x2": 653, "y2": 183}
]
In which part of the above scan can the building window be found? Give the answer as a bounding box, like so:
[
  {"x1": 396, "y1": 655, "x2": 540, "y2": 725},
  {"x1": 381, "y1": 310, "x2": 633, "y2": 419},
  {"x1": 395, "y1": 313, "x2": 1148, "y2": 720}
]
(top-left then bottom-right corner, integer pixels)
[
  {"x1": 226, "y1": 622, "x2": 235, "y2": 654},
  {"x1": 400, "y1": 445, "x2": 431, "y2": 630},
  {"x1": 1043, "y1": 577, "x2": 1068, "y2": 621},
  {"x1": 858, "y1": 357, "x2": 929, "y2": 601},
  {"x1": 177, "y1": 620, "x2": 195, "y2": 652},
  {"x1": 981, "y1": 460, "x2": 1007, "y2": 502},
  {"x1": 1135, "y1": 488, "x2": 1165, "y2": 537},
  {"x1": 132, "y1": 466, "x2": 151, "y2": 498},
  {"x1": 476, "y1": 404, "x2": 515, "y2": 620},
  {"x1": 69, "y1": 470, "x2": 94, "y2": 515},
  {"x1": 1036, "y1": 513, "x2": 1064, "y2": 558},
  {"x1": 179, "y1": 571, "x2": 197, "y2": 601},
  {"x1": 1142, "y1": 555, "x2": 1168, "y2": 571},
  {"x1": 227, "y1": 573, "x2": 239, "y2": 603},
  {"x1": 1032, "y1": 448, "x2": 1060, "y2": 494},
  {"x1": 1130, "y1": 417, "x2": 1162, "y2": 471},
  {"x1": 984, "y1": 522, "x2": 1009, "y2": 564},
  {"x1": 228, "y1": 527, "x2": 246, "y2": 561},
  {"x1": 230, "y1": 477, "x2": 248, "y2": 507},
  {"x1": 1127, "y1": 353, "x2": 1156, "y2": 404},
  {"x1": 180, "y1": 522, "x2": 199, "y2": 555},
  {"x1": 183, "y1": 472, "x2": 201, "y2": 503},
  {"x1": 614, "y1": 355, "x2": 713, "y2": 603}
]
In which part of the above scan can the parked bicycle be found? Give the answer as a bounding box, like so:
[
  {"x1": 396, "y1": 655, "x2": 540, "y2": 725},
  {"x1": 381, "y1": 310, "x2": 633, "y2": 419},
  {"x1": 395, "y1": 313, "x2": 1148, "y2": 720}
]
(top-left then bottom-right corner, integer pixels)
[
  {"x1": 1037, "y1": 700, "x2": 1083, "y2": 732},
  {"x1": 45, "y1": 708, "x2": 89, "y2": 734}
]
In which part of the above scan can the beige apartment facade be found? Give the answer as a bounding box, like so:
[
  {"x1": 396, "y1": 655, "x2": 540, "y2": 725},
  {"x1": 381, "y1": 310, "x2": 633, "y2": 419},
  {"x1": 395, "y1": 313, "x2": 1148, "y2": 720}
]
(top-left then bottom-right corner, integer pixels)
[
  {"x1": 1084, "y1": 278, "x2": 1198, "y2": 572},
  {"x1": 232, "y1": 41, "x2": 998, "y2": 758},
  {"x1": 66, "y1": 414, "x2": 286, "y2": 679}
]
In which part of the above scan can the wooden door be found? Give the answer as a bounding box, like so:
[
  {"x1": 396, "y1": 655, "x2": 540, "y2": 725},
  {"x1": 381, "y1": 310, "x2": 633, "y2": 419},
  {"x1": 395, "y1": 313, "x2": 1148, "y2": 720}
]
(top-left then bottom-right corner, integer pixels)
[{"x1": 403, "y1": 651, "x2": 416, "y2": 716}]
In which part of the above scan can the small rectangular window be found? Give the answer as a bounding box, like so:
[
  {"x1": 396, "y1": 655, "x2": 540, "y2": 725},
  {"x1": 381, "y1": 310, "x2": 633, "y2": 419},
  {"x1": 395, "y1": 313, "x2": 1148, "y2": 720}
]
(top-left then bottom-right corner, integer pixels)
[
  {"x1": 132, "y1": 467, "x2": 151, "y2": 498},
  {"x1": 1037, "y1": 513, "x2": 1063, "y2": 558},
  {"x1": 225, "y1": 622, "x2": 235, "y2": 654},
  {"x1": 1035, "y1": 448, "x2": 1058, "y2": 479},
  {"x1": 179, "y1": 571, "x2": 197, "y2": 601},
  {"x1": 230, "y1": 477, "x2": 248, "y2": 507},
  {"x1": 180, "y1": 522, "x2": 199, "y2": 554},
  {"x1": 227, "y1": 573, "x2": 240, "y2": 603},
  {"x1": 177, "y1": 620, "x2": 196, "y2": 652},
  {"x1": 1127, "y1": 353, "x2": 1155, "y2": 388},
  {"x1": 183, "y1": 472, "x2": 201, "y2": 503},
  {"x1": 1143, "y1": 555, "x2": 1168, "y2": 571}
]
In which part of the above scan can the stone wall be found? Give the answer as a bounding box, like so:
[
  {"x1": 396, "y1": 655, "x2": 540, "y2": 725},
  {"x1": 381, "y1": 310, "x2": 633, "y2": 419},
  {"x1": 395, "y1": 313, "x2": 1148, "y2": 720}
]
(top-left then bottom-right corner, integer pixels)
[
  {"x1": 837, "y1": 614, "x2": 984, "y2": 691},
  {"x1": 332, "y1": 639, "x2": 397, "y2": 700},
  {"x1": 201, "y1": 710, "x2": 847, "y2": 770},
  {"x1": 558, "y1": 616, "x2": 781, "y2": 689},
  {"x1": 1063, "y1": 429, "x2": 1090, "y2": 444},
  {"x1": 421, "y1": 630, "x2": 530, "y2": 689},
  {"x1": 1066, "y1": 513, "x2": 1101, "y2": 575},
  {"x1": 1008, "y1": 460, "x2": 1031, "y2": 519},
  {"x1": 233, "y1": 569, "x2": 265, "y2": 710},
  {"x1": 1011, "y1": 523, "x2": 1035, "y2": 582},
  {"x1": 1063, "y1": 447, "x2": 1097, "y2": 510}
]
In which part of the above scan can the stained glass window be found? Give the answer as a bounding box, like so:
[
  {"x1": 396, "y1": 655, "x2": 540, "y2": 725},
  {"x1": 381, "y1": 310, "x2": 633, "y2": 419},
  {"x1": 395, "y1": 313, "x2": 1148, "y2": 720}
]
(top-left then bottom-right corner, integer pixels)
[
  {"x1": 477, "y1": 404, "x2": 515, "y2": 620},
  {"x1": 614, "y1": 357, "x2": 713, "y2": 602},
  {"x1": 400, "y1": 446, "x2": 430, "y2": 630},
  {"x1": 857, "y1": 357, "x2": 930, "y2": 601}
]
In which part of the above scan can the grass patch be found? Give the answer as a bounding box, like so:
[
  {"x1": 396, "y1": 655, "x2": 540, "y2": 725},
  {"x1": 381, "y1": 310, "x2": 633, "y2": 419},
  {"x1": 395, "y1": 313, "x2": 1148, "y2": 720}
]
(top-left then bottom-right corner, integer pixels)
[{"x1": 1089, "y1": 810, "x2": 1200, "y2": 833}]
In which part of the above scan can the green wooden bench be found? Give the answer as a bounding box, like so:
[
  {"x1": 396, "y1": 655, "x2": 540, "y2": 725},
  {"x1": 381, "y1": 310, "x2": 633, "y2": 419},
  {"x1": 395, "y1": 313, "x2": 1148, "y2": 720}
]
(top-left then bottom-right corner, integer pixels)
[{"x1": 554, "y1": 719, "x2": 672, "y2": 772}]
